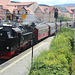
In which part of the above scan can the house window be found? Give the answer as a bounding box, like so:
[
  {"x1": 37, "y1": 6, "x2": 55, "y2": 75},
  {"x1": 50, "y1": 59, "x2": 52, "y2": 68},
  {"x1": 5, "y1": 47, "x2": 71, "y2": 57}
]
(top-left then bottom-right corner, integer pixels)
[
  {"x1": 15, "y1": 10, "x2": 17, "y2": 14},
  {"x1": 13, "y1": 11, "x2": 15, "y2": 14},
  {"x1": 74, "y1": 14, "x2": 75, "y2": 17},
  {"x1": 1, "y1": 11, "x2": 2, "y2": 14},
  {"x1": 26, "y1": 11, "x2": 28, "y2": 14},
  {"x1": 3, "y1": 11, "x2": 5, "y2": 14},
  {"x1": 18, "y1": 11, "x2": 19, "y2": 14},
  {"x1": 0, "y1": 6, "x2": 2, "y2": 9},
  {"x1": 20, "y1": 11, "x2": 22, "y2": 14},
  {"x1": 70, "y1": 13, "x2": 73, "y2": 17}
]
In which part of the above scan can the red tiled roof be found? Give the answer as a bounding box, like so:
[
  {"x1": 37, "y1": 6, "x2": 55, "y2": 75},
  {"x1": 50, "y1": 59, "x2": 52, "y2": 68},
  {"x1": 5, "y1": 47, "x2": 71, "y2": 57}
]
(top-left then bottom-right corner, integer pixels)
[
  {"x1": 13, "y1": 6, "x2": 34, "y2": 15},
  {"x1": 39, "y1": 6, "x2": 55, "y2": 13},
  {"x1": 0, "y1": 0, "x2": 10, "y2": 4},
  {"x1": 69, "y1": 7, "x2": 75, "y2": 10},
  {"x1": 13, "y1": 7, "x2": 24, "y2": 11},
  {"x1": 7, "y1": 6, "x2": 17, "y2": 13},
  {"x1": 0, "y1": 0, "x2": 11, "y2": 10},
  {"x1": 39, "y1": 6, "x2": 49, "y2": 13},
  {"x1": 0, "y1": 1, "x2": 36, "y2": 14},
  {"x1": 7, "y1": 2, "x2": 36, "y2": 6},
  {"x1": 65, "y1": 7, "x2": 73, "y2": 13},
  {"x1": 49, "y1": 7, "x2": 55, "y2": 12}
]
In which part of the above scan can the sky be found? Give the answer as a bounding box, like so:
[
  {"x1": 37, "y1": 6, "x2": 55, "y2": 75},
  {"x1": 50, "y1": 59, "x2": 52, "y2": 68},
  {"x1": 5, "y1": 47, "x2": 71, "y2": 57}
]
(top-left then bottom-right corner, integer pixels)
[{"x1": 11, "y1": 0, "x2": 75, "y2": 6}]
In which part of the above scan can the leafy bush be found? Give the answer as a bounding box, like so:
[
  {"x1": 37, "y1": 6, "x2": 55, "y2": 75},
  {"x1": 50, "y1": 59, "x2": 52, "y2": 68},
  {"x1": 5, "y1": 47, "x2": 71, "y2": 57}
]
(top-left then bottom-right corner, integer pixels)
[
  {"x1": 29, "y1": 27, "x2": 73, "y2": 75},
  {"x1": 58, "y1": 27, "x2": 74, "y2": 50}
]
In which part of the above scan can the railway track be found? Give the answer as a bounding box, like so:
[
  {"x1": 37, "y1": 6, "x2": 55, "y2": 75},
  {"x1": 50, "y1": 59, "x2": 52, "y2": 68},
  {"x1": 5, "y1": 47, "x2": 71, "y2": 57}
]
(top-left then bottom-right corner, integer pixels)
[{"x1": 0, "y1": 59, "x2": 8, "y2": 65}]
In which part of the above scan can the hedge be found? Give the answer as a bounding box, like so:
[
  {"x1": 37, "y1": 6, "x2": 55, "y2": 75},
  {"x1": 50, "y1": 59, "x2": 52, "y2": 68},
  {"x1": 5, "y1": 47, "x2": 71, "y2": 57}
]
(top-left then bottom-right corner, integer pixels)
[{"x1": 29, "y1": 27, "x2": 73, "y2": 75}]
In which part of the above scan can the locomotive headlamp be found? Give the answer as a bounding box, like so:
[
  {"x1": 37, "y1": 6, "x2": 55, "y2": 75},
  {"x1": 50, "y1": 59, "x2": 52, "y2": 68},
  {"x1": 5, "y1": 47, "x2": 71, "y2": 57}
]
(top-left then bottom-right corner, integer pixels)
[{"x1": 7, "y1": 47, "x2": 9, "y2": 49}]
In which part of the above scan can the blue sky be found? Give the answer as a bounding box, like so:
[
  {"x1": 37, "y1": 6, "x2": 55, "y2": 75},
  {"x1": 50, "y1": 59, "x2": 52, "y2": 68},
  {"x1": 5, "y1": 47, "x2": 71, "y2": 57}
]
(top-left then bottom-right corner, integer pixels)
[{"x1": 11, "y1": 0, "x2": 75, "y2": 6}]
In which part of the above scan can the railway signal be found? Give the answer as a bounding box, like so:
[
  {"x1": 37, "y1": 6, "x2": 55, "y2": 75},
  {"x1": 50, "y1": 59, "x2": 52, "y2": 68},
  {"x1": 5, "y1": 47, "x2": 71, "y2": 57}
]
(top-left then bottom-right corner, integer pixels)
[
  {"x1": 31, "y1": 22, "x2": 35, "y2": 66},
  {"x1": 54, "y1": 8, "x2": 58, "y2": 19},
  {"x1": 54, "y1": 8, "x2": 58, "y2": 37}
]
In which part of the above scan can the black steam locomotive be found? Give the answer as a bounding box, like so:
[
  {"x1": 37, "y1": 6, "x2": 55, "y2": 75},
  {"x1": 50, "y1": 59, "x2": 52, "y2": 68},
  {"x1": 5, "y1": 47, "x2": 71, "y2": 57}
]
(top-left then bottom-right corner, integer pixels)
[{"x1": 0, "y1": 24, "x2": 32, "y2": 59}]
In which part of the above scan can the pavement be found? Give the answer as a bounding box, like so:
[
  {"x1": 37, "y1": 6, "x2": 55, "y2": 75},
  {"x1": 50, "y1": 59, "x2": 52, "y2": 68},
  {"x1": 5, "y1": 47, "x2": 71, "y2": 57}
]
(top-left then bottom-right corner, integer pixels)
[{"x1": 0, "y1": 36, "x2": 54, "y2": 75}]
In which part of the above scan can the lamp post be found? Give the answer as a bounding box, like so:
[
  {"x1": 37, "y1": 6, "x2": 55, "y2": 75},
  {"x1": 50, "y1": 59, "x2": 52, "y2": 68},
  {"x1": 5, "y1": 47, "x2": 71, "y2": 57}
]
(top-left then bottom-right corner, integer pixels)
[
  {"x1": 31, "y1": 32, "x2": 33, "y2": 65},
  {"x1": 31, "y1": 22, "x2": 35, "y2": 66}
]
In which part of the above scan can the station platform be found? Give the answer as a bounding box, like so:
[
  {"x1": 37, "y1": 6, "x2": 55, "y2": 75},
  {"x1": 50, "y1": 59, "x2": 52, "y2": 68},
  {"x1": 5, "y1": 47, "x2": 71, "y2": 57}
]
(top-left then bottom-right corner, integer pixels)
[{"x1": 0, "y1": 36, "x2": 54, "y2": 75}]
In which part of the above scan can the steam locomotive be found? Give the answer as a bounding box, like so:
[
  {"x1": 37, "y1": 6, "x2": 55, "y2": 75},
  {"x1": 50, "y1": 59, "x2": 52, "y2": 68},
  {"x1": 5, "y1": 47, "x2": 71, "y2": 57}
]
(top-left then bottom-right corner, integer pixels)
[{"x1": 0, "y1": 21, "x2": 74, "y2": 59}]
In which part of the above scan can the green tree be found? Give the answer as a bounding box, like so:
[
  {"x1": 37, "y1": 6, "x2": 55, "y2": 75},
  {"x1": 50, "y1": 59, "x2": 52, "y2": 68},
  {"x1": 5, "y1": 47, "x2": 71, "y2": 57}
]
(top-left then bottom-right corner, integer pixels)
[
  {"x1": 57, "y1": 15, "x2": 72, "y2": 21},
  {"x1": 57, "y1": 6, "x2": 63, "y2": 10}
]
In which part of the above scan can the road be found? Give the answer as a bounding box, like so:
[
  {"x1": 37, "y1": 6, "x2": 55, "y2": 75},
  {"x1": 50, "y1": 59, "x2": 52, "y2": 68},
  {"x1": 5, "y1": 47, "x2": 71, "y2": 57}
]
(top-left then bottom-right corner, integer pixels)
[{"x1": 0, "y1": 36, "x2": 54, "y2": 75}]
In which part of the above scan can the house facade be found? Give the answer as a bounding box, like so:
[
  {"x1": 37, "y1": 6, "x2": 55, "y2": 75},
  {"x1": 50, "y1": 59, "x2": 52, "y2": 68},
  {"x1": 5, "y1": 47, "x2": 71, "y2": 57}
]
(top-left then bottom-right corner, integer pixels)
[
  {"x1": 49, "y1": 7, "x2": 55, "y2": 22},
  {"x1": 61, "y1": 7, "x2": 75, "y2": 21},
  {"x1": 39, "y1": 6, "x2": 55, "y2": 22},
  {"x1": 34, "y1": 7, "x2": 43, "y2": 22}
]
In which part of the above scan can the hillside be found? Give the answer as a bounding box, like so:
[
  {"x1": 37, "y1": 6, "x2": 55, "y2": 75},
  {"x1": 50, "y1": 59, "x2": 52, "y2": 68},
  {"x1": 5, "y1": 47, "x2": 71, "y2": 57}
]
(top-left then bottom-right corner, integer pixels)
[
  {"x1": 54, "y1": 3, "x2": 75, "y2": 7},
  {"x1": 11, "y1": 1, "x2": 20, "y2": 3},
  {"x1": 39, "y1": 4, "x2": 50, "y2": 7},
  {"x1": 39, "y1": 3, "x2": 75, "y2": 7}
]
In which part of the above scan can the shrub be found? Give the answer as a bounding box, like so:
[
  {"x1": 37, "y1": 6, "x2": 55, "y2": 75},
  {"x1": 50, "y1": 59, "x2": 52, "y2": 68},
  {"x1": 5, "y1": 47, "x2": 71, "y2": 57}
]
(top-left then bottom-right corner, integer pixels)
[{"x1": 29, "y1": 27, "x2": 73, "y2": 75}]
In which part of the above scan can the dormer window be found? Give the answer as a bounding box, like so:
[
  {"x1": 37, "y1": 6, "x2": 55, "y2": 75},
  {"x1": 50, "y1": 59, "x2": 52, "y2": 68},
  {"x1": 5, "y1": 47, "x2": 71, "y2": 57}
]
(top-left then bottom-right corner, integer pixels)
[
  {"x1": 0, "y1": 5, "x2": 3, "y2": 9},
  {"x1": 44, "y1": 8, "x2": 48, "y2": 13}
]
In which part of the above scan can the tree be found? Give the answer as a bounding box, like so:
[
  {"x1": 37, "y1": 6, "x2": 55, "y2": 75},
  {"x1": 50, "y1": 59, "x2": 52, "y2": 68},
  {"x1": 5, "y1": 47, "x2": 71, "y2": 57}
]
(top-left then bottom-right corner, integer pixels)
[
  {"x1": 57, "y1": 6, "x2": 63, "y2": 10},
  {"x1": 57, "y1": 15, "x2": 72, "y2": 21}
]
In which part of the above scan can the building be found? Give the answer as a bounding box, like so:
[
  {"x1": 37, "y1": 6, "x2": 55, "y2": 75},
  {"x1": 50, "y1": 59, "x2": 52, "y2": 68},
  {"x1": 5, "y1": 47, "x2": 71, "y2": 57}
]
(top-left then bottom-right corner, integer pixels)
[
  {"x1": 0, "y1": 0, "x2": 56, "y2": 23},
  {"x1": 38, "y1": 6, "x2": 55, "y2": 22},
  {"x1": 49, "y1": 7, "x2": 55, "y2": 22},
  {"x1": 13, "y1": 7, "x2": 27, "y2": 22},
  {"x1": 0, "y1": 5, "x2": 6, "y2": 22},
  {"x1": 61, "y1": 7, "x2": 75, "y2": 21},
  {"x1": 0, "y1": 0, "x2": 12, "y2": 21},
  {"x1": 6, "y1": 1, "x2": 38, "y2": 22}
]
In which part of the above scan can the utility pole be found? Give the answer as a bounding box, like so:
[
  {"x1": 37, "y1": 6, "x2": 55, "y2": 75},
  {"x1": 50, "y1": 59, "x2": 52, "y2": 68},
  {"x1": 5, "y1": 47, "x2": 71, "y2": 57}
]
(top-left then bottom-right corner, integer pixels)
[{"x1": 60, "y1": 20, "x2": 62, "y2": 31}]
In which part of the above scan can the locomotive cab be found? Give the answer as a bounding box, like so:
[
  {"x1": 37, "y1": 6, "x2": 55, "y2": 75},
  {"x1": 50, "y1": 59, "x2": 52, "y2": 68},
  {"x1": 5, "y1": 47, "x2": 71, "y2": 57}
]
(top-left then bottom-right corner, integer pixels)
[{"x1": 0, "y1": 26, "x2": 19, "y2": 59}]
